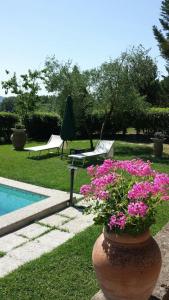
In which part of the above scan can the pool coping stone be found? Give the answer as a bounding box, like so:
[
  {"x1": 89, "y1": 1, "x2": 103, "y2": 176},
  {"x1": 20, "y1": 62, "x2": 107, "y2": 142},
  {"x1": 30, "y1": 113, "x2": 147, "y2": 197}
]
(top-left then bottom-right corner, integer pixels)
[{"x1": 0, "y1": 177, "x2": 80, "y2": 236}]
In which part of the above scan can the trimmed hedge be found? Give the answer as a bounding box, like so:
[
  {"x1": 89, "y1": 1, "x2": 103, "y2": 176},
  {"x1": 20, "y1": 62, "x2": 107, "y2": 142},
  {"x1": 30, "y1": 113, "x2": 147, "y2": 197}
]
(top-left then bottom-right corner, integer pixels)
[
  {"x1": 0, "y1": 112, "x2": 18, "y2": 142},
  {"x1": 84, "y1": 108, "x2": 169, "y2": 137},
  {"x1": 26, "y1": 112, "x2": 61, "y2": 140},
  {"x1": 76, "y1": 108, "x2": 169, "y2": 138},
  {"x1": 132, "y1": 108, "x2": 169, "y2": 134},
  {"x1": 0, "y1": 108, "x2": 168, "y2": 142},
  {"x1": 146, "y1": 108, "x2": 169, "y2": 134}
]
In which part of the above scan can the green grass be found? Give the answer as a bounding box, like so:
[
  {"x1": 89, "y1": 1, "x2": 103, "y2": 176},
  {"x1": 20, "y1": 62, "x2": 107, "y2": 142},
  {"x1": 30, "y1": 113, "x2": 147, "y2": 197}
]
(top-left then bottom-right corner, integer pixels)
[
  {"x1": 0, "y1": 211, "x2": 168, "y2": 300},
  {"x1": 0, "y1": 140, "x2": 93, "y2": 193},
  {"x1": 0, "y1": 140, "x2": 169, "y2": 193},
  {"x1": 0, "y1": 225, "x2": 101, "y2": 300},
  {"x1": 0, "y1": 139, "x2": 168, "y2": 299}
]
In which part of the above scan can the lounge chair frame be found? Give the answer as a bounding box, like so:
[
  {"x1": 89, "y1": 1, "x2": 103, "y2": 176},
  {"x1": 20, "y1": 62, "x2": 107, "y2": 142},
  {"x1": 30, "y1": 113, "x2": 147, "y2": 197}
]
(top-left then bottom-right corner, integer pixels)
[
  {"x1": 24, "y1": 135, "x2": 63, "y2": 158},
  {"x1": 68, "y1": 140, "x2": 114, "y2": 166}
]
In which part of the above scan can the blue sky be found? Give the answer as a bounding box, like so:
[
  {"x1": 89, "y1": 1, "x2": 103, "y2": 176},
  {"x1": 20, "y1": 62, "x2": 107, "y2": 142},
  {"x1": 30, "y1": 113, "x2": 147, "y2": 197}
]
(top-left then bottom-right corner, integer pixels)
[{"x1": 0, "y1": 0, "x2": 165, "y2": 95}]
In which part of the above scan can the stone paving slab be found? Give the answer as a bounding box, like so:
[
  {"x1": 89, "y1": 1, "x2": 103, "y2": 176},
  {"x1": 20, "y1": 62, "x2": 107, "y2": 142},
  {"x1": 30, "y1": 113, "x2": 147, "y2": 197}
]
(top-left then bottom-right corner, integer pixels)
[
  {"x1": 0, "y1": 200, "x2": 93, "y2": 278},
  {"x1": 8, "y1": 230, "x2": 73, "y2": 265},
  {"x1": 8, "y1": 239, "x2": 52, "y2": 264},
  {"x1": 15, "y1": 223, "x2": 49, "y2": 239},
  {"x1": 0, "y1": 256, "x2": 23, "y2": 278},
  {"x1": 60, "y1": 214, "x2": 93, "y2": 234},
  {"x1": 57, "y1": 206, "x2": 83, "y2": 218},
  {"x1": 36, "y1": 230, "x2": 74, "y2": 249},
  {"x1": 39, "y1": 214, "x2": 68, "y2": 227},
  {"x1": 0, "y1": 232, "x2": 28, "y2": 252}
]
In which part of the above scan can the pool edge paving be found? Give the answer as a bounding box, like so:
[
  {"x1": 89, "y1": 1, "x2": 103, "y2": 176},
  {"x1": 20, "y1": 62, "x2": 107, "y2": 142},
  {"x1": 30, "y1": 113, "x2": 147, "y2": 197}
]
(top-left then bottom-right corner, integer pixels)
[
  {"x1": 0, "y1": 177, "x2": 80, "y2": 236},
  {"x1": 0, "y1": 205, "x2": 93, "y2": 278}
]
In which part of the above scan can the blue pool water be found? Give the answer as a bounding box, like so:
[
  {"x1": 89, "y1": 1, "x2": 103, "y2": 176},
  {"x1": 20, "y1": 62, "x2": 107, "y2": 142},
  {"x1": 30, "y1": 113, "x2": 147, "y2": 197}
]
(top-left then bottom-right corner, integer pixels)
[{"x1": 0, "y1": 184, "x2": 47, "y2": 216}]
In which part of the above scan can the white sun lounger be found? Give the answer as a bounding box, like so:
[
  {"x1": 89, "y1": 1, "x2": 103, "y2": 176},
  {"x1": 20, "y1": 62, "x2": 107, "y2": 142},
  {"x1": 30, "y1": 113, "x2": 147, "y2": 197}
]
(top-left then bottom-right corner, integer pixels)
[
  {"x1": 68, "y1": 140, "x2": 114, "y2": 165},
  {"x1": 24, "y1": 135, "x2": 63, "y2": 157}
]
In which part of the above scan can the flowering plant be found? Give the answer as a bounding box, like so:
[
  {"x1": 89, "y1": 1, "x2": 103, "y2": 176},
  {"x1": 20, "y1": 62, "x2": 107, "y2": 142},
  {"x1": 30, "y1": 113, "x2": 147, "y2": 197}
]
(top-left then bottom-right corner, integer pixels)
[{"x1": 80, "y1": 159, "x2": 169, "y2": 235}]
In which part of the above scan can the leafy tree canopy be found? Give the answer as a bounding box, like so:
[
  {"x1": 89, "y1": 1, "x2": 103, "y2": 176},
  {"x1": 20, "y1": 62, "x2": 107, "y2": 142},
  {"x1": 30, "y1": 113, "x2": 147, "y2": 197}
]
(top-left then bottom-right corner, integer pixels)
[
  {"x1": 153, "y1": 0, "x2": 169, "y2": 68},
  {"x1": 1, "y1": 70, "x2": 42, "y2": 124}
]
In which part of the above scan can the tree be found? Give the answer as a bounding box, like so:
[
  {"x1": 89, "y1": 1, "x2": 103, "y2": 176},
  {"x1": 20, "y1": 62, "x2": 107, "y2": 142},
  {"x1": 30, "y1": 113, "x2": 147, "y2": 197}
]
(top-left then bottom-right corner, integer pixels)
[
  {"x1": 36, "y1": 95, "x2": 59, "y2": 112},
  {"x1": 0, "y1": 96, "x2": 16, "y2": 112},
  {"x1": 125, "y1": 45, "x2": 160, "y2": 105},
  {"x1": 1, "y1": 69, "x2": 42, "y2": 124},
  {"x1": 158, "y1": 76, "x2": 169, "y2": 106},
  {"x1": 153, "y1": 0, "x2": 169, "y2": 67},
  {"x1": 43, "y1": 57, "x2": 95, "y2": 149},
  {"x1": 90, "y1": 52, "x2": 148, "y2": 138}
]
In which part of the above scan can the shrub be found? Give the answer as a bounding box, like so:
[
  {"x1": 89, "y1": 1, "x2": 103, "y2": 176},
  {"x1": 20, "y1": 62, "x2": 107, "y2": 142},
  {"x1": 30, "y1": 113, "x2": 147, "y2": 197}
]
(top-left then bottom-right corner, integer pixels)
[
  {"x1": 146, "y1": 108, "x2": 169, "y2": 134},
  {"x1": 132, "y1": 108, "x2": 169, "y2": 135},
  {"x1": 26, "y1": 112, "x2": 61, "y2": 140}
]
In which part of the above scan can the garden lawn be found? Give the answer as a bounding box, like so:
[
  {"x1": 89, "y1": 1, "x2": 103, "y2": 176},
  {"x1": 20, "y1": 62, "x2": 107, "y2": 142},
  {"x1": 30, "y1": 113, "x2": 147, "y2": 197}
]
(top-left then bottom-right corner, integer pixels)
[
  {"x1": 0, "y1": 140, "x2": 169, "y2": 193},
  {"x1": 0, "y1": 207, "x2": 168, "y2": 300},
  {"x1": 0, "y1": 140, "x2": 168, "y2": 299}
]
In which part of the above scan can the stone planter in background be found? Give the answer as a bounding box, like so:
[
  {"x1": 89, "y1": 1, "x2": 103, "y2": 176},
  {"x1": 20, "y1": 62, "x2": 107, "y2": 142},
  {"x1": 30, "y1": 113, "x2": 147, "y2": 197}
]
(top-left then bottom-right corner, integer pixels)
[
  {"x1": 151, "y1": 138, "x2": 166, "y2": 158},
  {"x1": 11, "y1": 128, "x2": 27, "y2": 150}
]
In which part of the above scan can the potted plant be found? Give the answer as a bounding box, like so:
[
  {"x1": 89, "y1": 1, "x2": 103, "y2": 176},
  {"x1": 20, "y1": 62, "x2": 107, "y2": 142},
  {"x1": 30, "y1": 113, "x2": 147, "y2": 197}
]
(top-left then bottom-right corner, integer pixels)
[
  {"x1": 80, "y1": 159, "x2": 169, "y2": 300},
  {"x1": 151, "y1": 131, "x2": 166, "y2": 158},
  {"x1": 11, "y1": 123, "x2": 27, "y2": 150}
]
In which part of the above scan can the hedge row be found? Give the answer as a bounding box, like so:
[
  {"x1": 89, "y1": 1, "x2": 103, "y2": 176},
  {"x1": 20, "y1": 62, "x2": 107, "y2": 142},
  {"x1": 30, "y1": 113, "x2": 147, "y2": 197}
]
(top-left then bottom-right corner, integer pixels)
[
  {"x1": 143, "y1": 108, "x2": 169, "y2": 134},
  {"x1": 84, "y1": 108, "x2": 169, "y2": 136},
  {"x1": 26, "y1": 112, "x2": 61, "y2": 140},
  {"x1": 0, "y1": 112, "x2": 61, "y2": 141},
  {"x1": 0, "y1": 108, "x2": 168, "y2": 142}
]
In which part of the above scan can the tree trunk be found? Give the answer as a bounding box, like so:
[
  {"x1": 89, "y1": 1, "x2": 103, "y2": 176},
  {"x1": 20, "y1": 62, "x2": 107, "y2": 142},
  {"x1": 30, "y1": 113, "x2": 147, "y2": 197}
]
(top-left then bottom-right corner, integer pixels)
[
  {"x1": 100, "y1": 119, "x2": 106, "y2": 140},
  {"x1": 84, "y1": 122, "x2": 94, "y2": 150}
]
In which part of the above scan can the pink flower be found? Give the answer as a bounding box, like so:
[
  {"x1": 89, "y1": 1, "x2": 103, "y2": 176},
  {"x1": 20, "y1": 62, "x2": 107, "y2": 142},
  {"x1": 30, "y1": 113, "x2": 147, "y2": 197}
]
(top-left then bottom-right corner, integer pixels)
[
  {"x1": 152, "y1": 173, "x2": 169, "y2": 199},
  {"x1": 96, "y1": 159, "x2": 115, "y2": 176},
  {"x1": 80, "y1": 158, "x2": 169, "y2": 234},
  {"x1": 115, "y1": 159, "x2": 154, "y2": 177},
  {"x1": 162, "y1": 195, "x2": 169, "y2": 201},
  {"x1": 92, "y1": 173, "x2": 116, "y2": 188},
  {"x1": 87, "y1": 165, "x2": 95, "y2": 177},
  {"x1": 96, "y1": 190, "x2": 109, "y2": 200},
  {"x1": 108, "y1": 213, "x2": 126, "y2": 230},
  {"x1": 80, "y1": 184, "x2": 92, "y2": 196},
  {"x1": 153, "y1": 173, "x2": 169, "y2": 189},
  {"x1": 128, "y1": 182, "x2": 154, "y2": 200},
  {"x1": 128, "y1": 201, "x2": 148, "y2": 217}
]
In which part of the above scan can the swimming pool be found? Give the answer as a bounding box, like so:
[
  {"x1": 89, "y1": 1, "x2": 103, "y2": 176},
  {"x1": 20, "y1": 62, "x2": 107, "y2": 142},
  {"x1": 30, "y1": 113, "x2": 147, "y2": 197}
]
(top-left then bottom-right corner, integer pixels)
[
  {"x1": 0, "y1": 177, "x2": 70, "y2": 236},
  {"x1": 0, "y1": 184, "x2": 47, "y2": 216}
]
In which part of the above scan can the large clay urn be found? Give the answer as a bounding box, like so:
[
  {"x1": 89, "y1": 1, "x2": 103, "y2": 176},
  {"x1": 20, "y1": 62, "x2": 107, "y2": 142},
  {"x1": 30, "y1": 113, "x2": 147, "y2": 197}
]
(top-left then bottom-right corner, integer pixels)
[
  {"x1": 92, "y1": 230, "x2": 161, "y2": 300},
  {"x1": 151, "y1": 138, "x2": 166, "y2": 158},
  {"x1": 11, "y1": 128, "x2": 27, "y2": 150}
]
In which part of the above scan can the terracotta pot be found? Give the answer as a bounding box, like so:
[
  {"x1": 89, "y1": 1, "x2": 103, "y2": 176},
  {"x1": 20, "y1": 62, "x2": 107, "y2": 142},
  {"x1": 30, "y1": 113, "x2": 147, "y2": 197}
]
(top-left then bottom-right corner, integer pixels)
[
  {"x1": 151, "y1": 138, "x2": 166, "y2": 158},
  {"x1": 11, "y1": 128, "x2": 27, "y2": 150},
  {"x1": 92, "y1": 230, "x2": 161, "y2": 300}
]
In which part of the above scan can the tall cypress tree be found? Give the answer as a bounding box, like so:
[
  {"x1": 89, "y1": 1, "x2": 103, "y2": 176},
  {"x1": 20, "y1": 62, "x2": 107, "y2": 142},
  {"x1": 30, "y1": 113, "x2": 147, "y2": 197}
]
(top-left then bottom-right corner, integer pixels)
[{"x1": 153, "y1": 0, "x2": 169, "y2": 67}]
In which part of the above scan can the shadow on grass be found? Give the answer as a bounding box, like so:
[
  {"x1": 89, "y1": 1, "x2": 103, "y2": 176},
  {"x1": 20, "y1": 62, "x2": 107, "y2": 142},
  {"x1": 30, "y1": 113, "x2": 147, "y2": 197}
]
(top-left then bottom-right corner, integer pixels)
[
  {"x1": 67, "y1": 157, "x2": 105, "y2": 168},
  {"x1": 115, "y1": 144, "x2": 169, "y2": 163},
  {"x1": 115, "y1": 144, "x2": 153, "y2": 157},
  {"x1": 114, "y1": 133, "x2": 169, "y2": 145},
  {"x1": 27, "y1": 152, "x2": 61, "y2": 160},
  {"x1": 68, "y1": 144, "x2": 169, "y2": 168}
]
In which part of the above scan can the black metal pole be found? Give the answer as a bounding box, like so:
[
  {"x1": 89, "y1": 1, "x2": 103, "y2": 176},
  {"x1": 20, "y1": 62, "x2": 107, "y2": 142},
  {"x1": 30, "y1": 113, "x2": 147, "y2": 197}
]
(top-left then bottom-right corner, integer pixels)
[{"x1": 69, "y1": 165, "x2": 77, "y2": 206}]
